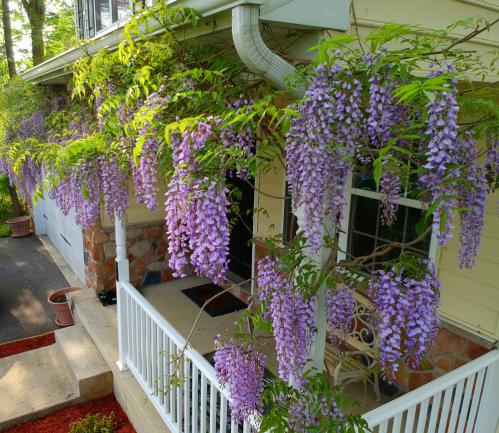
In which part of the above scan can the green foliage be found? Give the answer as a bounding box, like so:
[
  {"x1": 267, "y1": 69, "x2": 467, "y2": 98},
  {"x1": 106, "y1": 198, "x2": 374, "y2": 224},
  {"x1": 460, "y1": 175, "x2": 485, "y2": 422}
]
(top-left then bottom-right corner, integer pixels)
[
  {"x1": 45, "y1": 0, "x2": 76, "y2": 58},
  {"x1": 0, "y1": 176, "x2": 15, "y2": 224},
  {"x1": 68, "y1": 412, "x2": 116, "y2": 433}
]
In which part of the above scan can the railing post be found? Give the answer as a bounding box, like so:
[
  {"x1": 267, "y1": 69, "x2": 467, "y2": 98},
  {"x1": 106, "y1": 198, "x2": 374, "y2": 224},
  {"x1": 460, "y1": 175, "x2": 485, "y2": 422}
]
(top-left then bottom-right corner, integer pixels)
[
  {"x1": 474, "y1": 358, "x2": 499, "y2": 433},
  {"x1": 115, "y1": 211, "x2": 129, "y2": 371}
]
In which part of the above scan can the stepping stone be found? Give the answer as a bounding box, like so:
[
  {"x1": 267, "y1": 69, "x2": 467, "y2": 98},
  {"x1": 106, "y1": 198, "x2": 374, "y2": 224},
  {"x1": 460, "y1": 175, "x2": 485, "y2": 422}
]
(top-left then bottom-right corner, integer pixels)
[
  {"x1": 55, "y1": 325, "x2": 113, "y2": 402},
  {"x1": 0, "y1": 345, "x2": 77, "y2": 430}
]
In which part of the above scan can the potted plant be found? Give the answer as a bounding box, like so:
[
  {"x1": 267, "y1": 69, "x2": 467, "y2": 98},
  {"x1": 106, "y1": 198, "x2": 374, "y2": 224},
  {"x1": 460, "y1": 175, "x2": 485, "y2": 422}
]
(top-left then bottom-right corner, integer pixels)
[
  {"x1": 48, "y1": 287, "x2": 81, "y2": 327},
  {"x1": 6, "y1": 215, "x2": 31, "y2": 237}
]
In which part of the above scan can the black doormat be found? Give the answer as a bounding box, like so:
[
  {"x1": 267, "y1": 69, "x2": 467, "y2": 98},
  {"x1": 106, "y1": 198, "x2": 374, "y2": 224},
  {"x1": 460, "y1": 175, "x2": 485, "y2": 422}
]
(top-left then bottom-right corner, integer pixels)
[{"x1": 181, "y1": 283, "x2": 247, "y2": 317}]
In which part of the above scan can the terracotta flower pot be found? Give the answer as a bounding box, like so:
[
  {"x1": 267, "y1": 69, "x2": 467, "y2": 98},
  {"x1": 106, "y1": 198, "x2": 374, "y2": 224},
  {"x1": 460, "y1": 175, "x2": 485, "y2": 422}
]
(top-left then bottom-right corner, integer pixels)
[
  {"x1": 6, "y1": 216, "x2": 32, "y2": 237},
  {"x1": 48, "y1": 287, "x2": 81, "y2": 327}
]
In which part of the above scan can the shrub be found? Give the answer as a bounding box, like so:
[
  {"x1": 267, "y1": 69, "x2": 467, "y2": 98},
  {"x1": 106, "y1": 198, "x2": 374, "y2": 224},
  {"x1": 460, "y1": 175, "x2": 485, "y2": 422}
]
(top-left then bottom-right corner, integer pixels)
[{"x1": 68, "y1": 412, "x2": 116, "y2": 433}]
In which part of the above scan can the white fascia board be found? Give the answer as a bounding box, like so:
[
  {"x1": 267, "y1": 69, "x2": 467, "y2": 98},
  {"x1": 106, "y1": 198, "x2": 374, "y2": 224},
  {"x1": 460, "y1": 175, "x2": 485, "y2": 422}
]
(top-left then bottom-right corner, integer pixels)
[{"x1": 21, "y1": 0, "x2": 264, "y2": 84}]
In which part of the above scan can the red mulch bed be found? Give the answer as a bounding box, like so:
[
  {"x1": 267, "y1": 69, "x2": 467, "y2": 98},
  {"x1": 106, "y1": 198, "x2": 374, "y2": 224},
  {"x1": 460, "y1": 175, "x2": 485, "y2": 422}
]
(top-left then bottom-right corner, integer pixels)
[
  {"x1": 4, "y1": 394, "x2": 136, "y2": 433},
  {"x1": 0, "y1": 332, "x2": 56, "y2": 359}
]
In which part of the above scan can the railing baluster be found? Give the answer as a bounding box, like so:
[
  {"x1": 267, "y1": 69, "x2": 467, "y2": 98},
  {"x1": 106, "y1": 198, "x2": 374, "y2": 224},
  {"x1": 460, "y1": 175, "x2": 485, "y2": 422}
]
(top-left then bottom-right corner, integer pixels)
[
  {"x1": 209, "y1": 383, "x2": 217, "y2": 433},
  {"x1": 230, "y1": 418, "x2": 237, "y2": 433},
  {"x1": 220, "y1": 395, "x2": 228, "y2": 433},
  {"x1": 177, "y1": 359, "x2": 183, "y2": 432},
  {"x1": 415, "y1": 398, "x2": 430, "y2": 433},
  {"x1": 200, "y1": 375, "x2": 207, "y2": 433},
  {"x1": 169, "y1": 340, "x2": 175, "y2": 423},
  {"x1": 391, "y1": 412, "x2": 402, "y2": 433},
  {"x1": 446, "y1": 379, "x2": 465, "y2": 433},
  {"x1": 126, "y1": 291, "x2": 131, "y2": 363},
  {"x1": 153, "y1": 322, "x2": 158, "y2": 395},
  {"x1": 427, "y1": 391, "x2": 442, "y2": 432},
  {"x1": 146, "y1": 316, "x2": 151, "y2": 388},
  {"x1": 157, "y1": 327, "x2": 163, "y2": 406},
  {"x1": 184, "y1": 358, "x2": 191, "y2": 433},
  {"x1": 191, "y1": 365, "x2": 199, "y2": 433},
  {"x1": 378, "y1": 419, "x2": 388, "y2": 433},
  {"x1": 404, "y1": 405, "x2": 416, "y2": 433},
  {"x1": 141, "y1": 308, "x2": 146, "y2": 377},
  {"x1": 437, "y1": 385, "x2": 454, "y2": 433},
  {"x1": 464, "y1": 368, "x2": 486, "y2": 433},
  {"x1": 456, "y1": 375, "x2": 475, "y2": 433}
]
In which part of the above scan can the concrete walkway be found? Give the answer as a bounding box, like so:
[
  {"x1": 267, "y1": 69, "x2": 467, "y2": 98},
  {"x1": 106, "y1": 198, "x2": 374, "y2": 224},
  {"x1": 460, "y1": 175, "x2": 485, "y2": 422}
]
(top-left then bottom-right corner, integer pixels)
[
  {"x1": 0, "y1": 236, "x2": 69, "y2": 344},
  {"x1": 0, "y1": 325, "x2": 113, "y2": 430}
]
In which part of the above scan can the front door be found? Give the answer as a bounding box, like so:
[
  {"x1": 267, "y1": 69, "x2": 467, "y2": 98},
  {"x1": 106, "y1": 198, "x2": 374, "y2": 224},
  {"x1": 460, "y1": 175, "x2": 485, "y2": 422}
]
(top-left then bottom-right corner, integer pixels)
[{"x1": 228, "y1": 177, "x2": 254, "y2": 284}]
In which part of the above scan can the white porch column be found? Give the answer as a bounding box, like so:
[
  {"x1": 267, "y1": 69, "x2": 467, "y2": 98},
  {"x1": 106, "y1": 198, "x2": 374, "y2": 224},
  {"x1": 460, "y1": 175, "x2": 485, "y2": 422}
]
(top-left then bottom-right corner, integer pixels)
[
  {"x1": 295, "y1": 206, "x2": 332, "y2": 374},
  {"x1": 115, "y1": 211, "x2": 129, "y2": 371}
]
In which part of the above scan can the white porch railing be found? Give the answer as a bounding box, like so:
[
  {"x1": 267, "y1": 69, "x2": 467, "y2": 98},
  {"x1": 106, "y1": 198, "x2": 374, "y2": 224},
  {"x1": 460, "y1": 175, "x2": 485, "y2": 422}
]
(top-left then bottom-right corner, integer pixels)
[
  {"x1": 118, "y1": 280, "x2": 252, "y2": 433},
  {"x1": 363, "y1": 349, "x2": 499, "y2": 433}
]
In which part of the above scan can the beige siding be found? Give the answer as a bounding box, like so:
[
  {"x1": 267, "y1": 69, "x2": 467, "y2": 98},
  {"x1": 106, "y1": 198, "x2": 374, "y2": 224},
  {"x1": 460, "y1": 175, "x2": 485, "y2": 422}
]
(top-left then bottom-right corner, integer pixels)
[
  {"x1": 438, "y1": 190, "x2": 499, "y2": 340},
  {"x1": 101, "y1": 181, "x2": 167, "y2": 228},
  {"x1": 254, "y1": 161, "x2": 286, "y2": 239},
  {"x1": 351, "y1": 0, "x2": 499, "y2": 81}
]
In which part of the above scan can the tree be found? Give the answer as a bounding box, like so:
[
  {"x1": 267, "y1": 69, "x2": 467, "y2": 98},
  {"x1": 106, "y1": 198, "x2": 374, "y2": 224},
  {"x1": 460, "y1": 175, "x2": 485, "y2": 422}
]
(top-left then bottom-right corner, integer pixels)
[
  {"x1": 1, "y1": 0, "x2": 17, "y2": 77},
  {"x1": 20, "y1": 0, "x2": 45, "y2": 65},
  {"x1": 1, "y1": 0, "x2": 23, "y2": 216}
]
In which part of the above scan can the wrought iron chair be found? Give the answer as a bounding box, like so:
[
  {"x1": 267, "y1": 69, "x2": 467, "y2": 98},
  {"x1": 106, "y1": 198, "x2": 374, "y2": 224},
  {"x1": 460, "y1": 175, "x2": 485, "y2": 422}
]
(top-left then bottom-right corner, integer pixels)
[{"x1": 323, "y1": 294, "x2": 381, "y2": 402}]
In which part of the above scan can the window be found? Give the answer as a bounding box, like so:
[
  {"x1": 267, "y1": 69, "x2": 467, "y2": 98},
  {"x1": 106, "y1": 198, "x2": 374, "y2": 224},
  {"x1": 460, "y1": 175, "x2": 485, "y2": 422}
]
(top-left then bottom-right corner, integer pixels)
[
  {"x1": 283, "y1": 182, "x2": 298, "y2": 243},
  {"x1": 339, "y1": 164, "x2": 436, "y2": 270},
  {"x1": 281, "y1": 165, "x2": 436, "y2": 268},
  {"x1": 75, "y1": 0, "x2": 132, "y2": 39}
]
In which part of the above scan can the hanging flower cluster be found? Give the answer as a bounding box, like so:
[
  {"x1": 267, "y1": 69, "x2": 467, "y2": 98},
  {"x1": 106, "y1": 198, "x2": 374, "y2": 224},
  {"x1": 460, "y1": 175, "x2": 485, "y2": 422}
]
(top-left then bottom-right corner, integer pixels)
[
  {"x1": 220, "y1": 98, "x2": 255, "y2": 180},
  {"x1": 288, "y1": 393, "x2": 343, "y2": 433},
  {"x1": 369, "y1": 262, "x2": 440, "y2": 380},
  {"x1": 455, "y1": 132, "x2": 487, "y2": 268},
  {"x1": 214, "y1": 336, "x2": 266, "y2": 423},
  {"x1": 420, "y1": 68, "x2": 460, "y2": 245},
  {"x1": 256, "y1": 256, "x2": 316, "y2": 387},
  {"x1": 132, "y1": 90, "x2": 169, "y2": 211},
  {"x1": 99, "y1": 155, "x2": 130, "y2": 219},
  {"x1": 18, "y1": 111, "x2": 47, "y2": 141},
  {"x1": 165, "y1": 122, "x2": 230, "y2": 285},
  {"x1": 286, "y1": 63, "x2": 349, "y2": 251},
  {"x1": 325, "y1": 284, "x2": 356, "y2": 345}
]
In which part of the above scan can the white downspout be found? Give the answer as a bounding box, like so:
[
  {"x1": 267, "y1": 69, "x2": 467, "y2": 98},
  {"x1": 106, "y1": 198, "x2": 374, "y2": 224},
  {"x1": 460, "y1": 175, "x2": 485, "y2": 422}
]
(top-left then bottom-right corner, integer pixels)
[
  {"x1": 231, "y1": 4, "x2": 305, "y2": 97},
  {"x1": 115, "y1": 211, "x2": 129, "y2": 371},
  {"x1": 232, "y1": 4, "x2": 326, "y2": 374}
]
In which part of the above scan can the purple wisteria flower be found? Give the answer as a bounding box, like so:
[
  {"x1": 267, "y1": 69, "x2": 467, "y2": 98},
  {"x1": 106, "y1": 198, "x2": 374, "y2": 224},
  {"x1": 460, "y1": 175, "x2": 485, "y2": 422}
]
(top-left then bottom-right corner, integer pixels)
[
  {"x1": 214, "y1": 336, "x2": 266, "y2": 424},
  {"x1": 369, "y1": 262, "x2": 440, "y2": 380},
  {"x1": 326, "y1": 284, "x2": 356, "y2": 345},
  {"x1": 286, "y1": 63, "x2": 360, "y2": 251},
  {"x1": 456, "y1": 132, "x2": 487, "y2": 268},
  {"x1": 99, "y1": 156, "x2": 129, "y2": 219},
  {"x1": 420, "y1": 68, "x2": 460, "y2": 245},
  {"x1": 165, "y1": 122, "x2": 230, "y2": 284}
]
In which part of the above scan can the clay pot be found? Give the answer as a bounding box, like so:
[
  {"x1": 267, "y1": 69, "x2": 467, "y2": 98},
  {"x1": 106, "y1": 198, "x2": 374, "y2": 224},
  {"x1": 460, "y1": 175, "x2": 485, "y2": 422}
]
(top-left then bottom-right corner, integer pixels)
[
  {"x1": 48, "y1": 287, "x2": 81, "y2": 327},
  {"x1": 6, "y1": 216, "x2": 31, "y2": 237}
]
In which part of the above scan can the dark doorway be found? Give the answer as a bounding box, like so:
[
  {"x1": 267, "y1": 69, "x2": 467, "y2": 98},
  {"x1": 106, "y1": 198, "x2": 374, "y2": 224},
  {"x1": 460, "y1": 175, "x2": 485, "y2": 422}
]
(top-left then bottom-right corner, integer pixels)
[{"x1": 228, "y1": 177, "x2": 254, "y2": 283}]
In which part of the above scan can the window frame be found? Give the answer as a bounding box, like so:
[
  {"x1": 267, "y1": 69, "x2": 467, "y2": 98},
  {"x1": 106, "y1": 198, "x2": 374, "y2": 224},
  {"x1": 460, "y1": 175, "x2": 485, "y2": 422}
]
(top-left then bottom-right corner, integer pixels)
[
  {"x1": 75, "y1": 0, "x2": 133, "y2": 40},
  {"x1": 337, "y1": 173, "x2": 438, "y2": 266}
]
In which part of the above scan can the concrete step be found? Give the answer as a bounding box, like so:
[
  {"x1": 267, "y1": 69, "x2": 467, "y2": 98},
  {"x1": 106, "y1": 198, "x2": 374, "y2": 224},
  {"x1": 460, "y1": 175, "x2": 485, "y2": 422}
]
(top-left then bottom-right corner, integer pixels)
[
  {"x1": 0, "y1": 345, "x2": 78, "y2": 430},
  {"x1": 55, "y1": 325, "x2": 113, "y2": 403}
]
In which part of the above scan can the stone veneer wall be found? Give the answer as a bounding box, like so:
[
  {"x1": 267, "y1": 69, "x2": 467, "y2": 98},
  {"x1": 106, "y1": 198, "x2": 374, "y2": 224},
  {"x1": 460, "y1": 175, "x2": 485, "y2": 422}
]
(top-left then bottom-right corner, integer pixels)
[
  {"x1": 255, "y1": 240, "x2": 494, "y2": 394},
  {"x1": 83, "y1": 219, "x2": 173, "y2": 294}
]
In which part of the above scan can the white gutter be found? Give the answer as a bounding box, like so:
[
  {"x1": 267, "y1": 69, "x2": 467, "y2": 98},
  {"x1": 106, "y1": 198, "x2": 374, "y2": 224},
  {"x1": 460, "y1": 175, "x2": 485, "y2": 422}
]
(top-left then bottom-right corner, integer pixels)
[{"x1": 232, "y1": 4, "x2": 305, "y2": 97}]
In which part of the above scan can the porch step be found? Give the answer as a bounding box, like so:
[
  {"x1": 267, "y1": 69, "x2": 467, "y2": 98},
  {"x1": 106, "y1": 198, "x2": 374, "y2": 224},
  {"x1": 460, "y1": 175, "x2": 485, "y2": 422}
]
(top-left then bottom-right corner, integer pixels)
[
  {"x1": 0, "y1": 345, "x2": 77, "y2": 430},
  {"x1": 55, "y1": 324, "x2": 113, "y2": 403}
]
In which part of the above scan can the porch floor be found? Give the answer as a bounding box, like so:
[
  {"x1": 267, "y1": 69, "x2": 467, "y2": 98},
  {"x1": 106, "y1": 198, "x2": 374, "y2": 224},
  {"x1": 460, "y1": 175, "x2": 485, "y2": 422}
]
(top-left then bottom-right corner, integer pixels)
[{"x1": 141, "y1": 277, "x2": 392, "y2": 413}]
